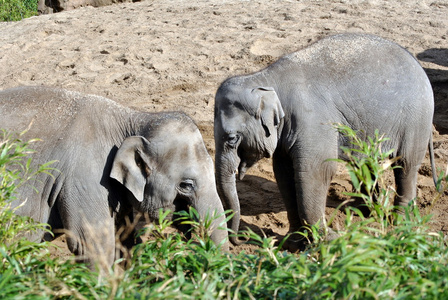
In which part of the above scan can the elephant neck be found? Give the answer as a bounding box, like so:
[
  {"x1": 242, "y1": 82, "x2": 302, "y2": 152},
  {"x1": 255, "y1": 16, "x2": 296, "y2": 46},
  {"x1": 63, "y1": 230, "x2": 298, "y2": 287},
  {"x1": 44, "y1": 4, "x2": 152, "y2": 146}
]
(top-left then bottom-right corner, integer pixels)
[{"x1": 128, "y1": 111, "x2": 151, "y2": 136}]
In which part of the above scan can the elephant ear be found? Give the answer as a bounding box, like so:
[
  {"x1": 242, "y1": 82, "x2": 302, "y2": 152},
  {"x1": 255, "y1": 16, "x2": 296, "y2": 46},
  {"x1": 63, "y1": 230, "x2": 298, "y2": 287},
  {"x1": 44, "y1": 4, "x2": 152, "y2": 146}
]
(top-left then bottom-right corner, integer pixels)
[
  {"x1": 251, "y1": 87, "x2": 285, "y2": 137},
  {"x1": 110, "y1": 136, "x2": 152, "y2": 202}
]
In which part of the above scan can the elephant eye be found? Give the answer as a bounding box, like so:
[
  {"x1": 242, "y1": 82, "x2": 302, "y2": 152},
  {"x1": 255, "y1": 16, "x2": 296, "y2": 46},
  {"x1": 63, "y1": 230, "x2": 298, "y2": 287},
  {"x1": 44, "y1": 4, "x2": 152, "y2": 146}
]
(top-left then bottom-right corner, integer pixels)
[
  {"x1": 226, "y1": 133, "x2": 240, "y2": 148},
  {"x1": 179, "y1": 179, "x2": 195, "y2": 194}
]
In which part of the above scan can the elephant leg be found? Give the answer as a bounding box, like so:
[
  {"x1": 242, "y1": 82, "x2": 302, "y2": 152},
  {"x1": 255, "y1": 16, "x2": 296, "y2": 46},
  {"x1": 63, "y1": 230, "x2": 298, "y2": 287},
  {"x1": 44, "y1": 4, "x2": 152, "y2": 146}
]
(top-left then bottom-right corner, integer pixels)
[
  {"x1": 65, "y1": 217, "x2": 116, "y2": 272},
  {"x1": 273, "y1": 151, "x2": 300, "y2": 233},
  {"x1": 58, "y1": 197, "x2": 116, "y2": 271},
  {"x1": 393, "y1": 161, "x2": 420, "y2": 208},
  {"x1": 295, "y1": 158, "x2": 339, "y2": 242},
  {"x1": 273, "y1": 152, "x2": 304, "y2": 252},
  {"x1": 64, "y1": 219, "x2": 115, "y2": 271},
  {"x1": 274, "y1": 150, "x2": 338, "y2": 251}
]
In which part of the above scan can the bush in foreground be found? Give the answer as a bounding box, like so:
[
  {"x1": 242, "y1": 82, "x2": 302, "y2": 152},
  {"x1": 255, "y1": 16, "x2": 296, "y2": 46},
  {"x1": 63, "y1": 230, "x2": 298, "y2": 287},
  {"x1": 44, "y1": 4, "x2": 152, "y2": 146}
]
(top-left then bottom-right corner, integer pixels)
[{"x1": 1, "y1": 126, "x2": 448, "y2": 299}]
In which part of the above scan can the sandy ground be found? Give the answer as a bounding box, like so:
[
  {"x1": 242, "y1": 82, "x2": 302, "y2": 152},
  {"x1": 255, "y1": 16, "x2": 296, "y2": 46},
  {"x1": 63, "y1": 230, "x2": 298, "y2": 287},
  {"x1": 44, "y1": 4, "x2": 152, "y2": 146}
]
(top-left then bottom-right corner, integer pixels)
[{"x1": 1, "y1": 0, "x2": 447, "y2": 257}]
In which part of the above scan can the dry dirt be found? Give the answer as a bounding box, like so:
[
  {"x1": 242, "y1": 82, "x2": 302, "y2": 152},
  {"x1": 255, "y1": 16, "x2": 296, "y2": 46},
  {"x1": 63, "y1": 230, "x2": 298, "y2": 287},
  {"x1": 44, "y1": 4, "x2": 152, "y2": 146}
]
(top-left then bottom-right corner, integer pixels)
[{"x1": 1, "y1": 0, "x2": 447, "y2": 258}]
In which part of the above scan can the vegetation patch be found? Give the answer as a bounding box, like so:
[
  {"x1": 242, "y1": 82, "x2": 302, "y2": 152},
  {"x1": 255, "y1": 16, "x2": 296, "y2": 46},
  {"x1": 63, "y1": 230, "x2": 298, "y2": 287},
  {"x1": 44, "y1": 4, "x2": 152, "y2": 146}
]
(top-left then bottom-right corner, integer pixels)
[
  {"x1": 1, "y1": 126, "x2": 448, "y2": 299},
  {"x1": 0, "y1": 0, "x2": 38, "y2": 22}
]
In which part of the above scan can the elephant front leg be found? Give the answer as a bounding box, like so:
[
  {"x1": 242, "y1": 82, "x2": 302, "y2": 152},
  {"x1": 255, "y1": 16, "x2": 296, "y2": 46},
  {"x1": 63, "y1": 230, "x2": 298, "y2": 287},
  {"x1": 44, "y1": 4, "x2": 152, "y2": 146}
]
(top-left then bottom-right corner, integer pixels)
[
  {"x1": 63, "y1": 212, "x2": 116, "y2": 272},
  {"x1": 273, "y1": 152, "x2": 306, "y2": 252},
  {"x1": 273, "y1": 152, "x2": 301, "y2": 230},
  {"x1": 293, "y1": 157, "x2": 339, "y2": 247}
]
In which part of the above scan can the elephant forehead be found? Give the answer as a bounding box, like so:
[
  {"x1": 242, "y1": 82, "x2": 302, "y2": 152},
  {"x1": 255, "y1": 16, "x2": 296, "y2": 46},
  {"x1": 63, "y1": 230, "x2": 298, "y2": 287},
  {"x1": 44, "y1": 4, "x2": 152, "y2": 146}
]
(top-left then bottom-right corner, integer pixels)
[
  {"x1": 157, "y1": 142, "x2": 214, "y2": 181},
  {"x1": 151, "y1": 120, "x2": 199, "y2": 144},
  {"x1": 217, "y1": 107, "x2": 248, "y2": 130},
  {"x1": 220, "y1": 96, "x2": 252, "y2": 116},
  {"x1": 154, "y1": 128, "x2": 211, "y2": 163}
]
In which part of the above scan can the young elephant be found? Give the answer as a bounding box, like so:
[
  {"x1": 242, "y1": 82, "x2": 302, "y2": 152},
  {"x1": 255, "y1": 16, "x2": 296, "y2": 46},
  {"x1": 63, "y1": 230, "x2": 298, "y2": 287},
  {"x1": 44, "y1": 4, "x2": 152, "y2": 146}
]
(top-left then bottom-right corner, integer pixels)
[
  {"x1": 214, "y1": 33, "x2": 436, "y2": 248},
  {"x1": 0, "y1": 86, "x2": 228, "y2": 269}
]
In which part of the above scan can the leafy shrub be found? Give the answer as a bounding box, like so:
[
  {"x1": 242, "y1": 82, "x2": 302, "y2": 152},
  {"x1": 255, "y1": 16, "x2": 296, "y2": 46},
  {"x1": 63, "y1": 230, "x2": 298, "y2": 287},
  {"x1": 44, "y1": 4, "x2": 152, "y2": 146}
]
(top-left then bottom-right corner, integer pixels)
[
  {"x1": 0, "y1": 130, "x2": 57, "y2": 298},
  {"x1": 1, "y1": 125, "x2": 448, "y2": 299},
  {"x1": 0, "y1": 0, "x2": 38, "y2": 22},
  {"x1": 0, "y1": 129, "x2": 55, "y2": 254}
]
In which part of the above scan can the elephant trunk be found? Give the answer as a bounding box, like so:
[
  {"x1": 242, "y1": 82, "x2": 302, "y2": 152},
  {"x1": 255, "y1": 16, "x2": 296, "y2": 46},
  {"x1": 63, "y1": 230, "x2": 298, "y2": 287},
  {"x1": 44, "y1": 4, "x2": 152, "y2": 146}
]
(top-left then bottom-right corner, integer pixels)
[
  {"x1": 215, "y1": 150, "x2": 244, "y2": 245},
  {"x1": 195, "y1": 192, "x2": 229, "y2": 251}
]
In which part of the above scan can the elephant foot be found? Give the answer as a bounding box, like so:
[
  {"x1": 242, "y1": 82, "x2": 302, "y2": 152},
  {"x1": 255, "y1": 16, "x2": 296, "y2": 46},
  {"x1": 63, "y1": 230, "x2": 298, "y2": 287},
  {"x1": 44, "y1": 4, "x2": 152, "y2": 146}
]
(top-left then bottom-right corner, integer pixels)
[
  {"x1": 280, "y1": 232, "x2": 308, "y2": 253},
  {"x1": 281, "y1": 227, "x2": 339, "y2": 253},
  {"x1": 355, "y1": 203, "x2": 374, "y2": 218},
  {"x1": 324, "y1": 228, "x2": 339, "y2": 241}
]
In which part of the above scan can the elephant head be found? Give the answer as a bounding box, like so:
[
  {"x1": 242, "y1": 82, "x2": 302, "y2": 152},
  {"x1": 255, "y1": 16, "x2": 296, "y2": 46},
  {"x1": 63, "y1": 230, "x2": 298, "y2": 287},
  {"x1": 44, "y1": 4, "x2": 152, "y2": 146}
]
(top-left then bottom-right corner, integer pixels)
[
  {"x1": 214, "y1": 82, "x2": 284, "y2": 244},
  {"x1": 111, "y1": 114, "x2": 229, "y2": 250}
]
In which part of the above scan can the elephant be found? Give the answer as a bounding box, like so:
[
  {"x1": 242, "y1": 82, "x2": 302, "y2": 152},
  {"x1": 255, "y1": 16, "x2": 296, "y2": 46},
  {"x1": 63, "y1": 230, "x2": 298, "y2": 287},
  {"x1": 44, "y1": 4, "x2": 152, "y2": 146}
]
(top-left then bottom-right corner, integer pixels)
[
  {"x1": 0, "y1": 86, "x2": 229, "y2": 270},
  {"x1": 214, "y1": 33, "x2": 436, "y2": 248}
]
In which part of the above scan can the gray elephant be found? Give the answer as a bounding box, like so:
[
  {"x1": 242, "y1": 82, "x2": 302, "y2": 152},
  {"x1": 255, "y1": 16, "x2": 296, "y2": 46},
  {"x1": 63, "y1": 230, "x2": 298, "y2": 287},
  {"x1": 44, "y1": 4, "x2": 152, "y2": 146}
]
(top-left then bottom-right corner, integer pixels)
[
  {"x1": 214, "y1": 33, "x2": 436, "y2": 248},
  {"x1": 0, "y1": 86, "x2": 228, "y2": 269}
]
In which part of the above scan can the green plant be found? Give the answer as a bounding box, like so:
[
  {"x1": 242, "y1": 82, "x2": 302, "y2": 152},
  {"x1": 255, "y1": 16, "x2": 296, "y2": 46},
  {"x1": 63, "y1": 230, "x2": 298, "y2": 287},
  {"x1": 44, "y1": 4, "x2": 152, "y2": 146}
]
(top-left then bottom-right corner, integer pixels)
[
  {"x1": 1, "y1": 125, "x2": 448, "y2": 299},
  {"x1": 0, "y1": 130, "x2": 59, "y2": 298},
  {"x1": 0, "y1": 0, "x2": 38, "y2": 22},
  {"x1": 329, "y1": 124, "x2": 402, "y2": 230},
  {"x1": 0, "y1": 129, "x2": 55, "y2": 254}
]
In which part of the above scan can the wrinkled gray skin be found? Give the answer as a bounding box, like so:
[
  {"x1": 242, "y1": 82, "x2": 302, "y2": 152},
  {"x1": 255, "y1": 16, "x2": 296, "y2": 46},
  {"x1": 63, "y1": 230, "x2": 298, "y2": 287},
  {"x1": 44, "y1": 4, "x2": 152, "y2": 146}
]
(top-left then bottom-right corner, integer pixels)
[
  {"x1": 0, "y1": 86, "x2": 228, "y2": 270},
  {"x1": 214, "y1": 33, "x2": 435, "y2": 247}
]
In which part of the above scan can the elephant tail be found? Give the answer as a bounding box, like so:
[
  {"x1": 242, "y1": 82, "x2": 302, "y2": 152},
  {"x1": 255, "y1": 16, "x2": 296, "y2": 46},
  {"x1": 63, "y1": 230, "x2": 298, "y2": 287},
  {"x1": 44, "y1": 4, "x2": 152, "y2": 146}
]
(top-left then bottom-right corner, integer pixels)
[
  {"x1": 229, "y1": 234, "x2": 246, "y2": 246},
  {"x1": 429, "y1": 132, "x2": 439, "y2": 191}
]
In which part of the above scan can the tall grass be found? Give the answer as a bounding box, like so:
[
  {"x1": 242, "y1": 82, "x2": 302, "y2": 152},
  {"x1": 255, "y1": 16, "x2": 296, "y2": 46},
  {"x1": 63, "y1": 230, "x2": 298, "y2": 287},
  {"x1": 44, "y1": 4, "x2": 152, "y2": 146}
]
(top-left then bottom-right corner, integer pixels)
[
  {"x1": 1, "y1": 126, "x2": 448, "y2": 299},
  {"x1": 0, "y1": 129, "x2": 57, "y2": 298}
]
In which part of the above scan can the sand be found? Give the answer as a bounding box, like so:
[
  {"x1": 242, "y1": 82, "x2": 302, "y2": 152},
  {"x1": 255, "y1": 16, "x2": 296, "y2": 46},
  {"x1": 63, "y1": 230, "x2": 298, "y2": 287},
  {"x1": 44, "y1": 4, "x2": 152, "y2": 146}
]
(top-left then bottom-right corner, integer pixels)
[{"x1": 0, "y1": 0, "x2": 447, "y2": 256}]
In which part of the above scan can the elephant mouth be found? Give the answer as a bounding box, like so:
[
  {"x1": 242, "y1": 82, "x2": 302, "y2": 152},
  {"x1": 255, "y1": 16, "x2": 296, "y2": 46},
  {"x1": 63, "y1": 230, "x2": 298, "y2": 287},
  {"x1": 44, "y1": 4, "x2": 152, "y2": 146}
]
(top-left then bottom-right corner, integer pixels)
[
  {"x1": 147, "y1": 198, "x2": 191, "y2": 223},
  {"x1": 173, "y1": 194, "x2": 193, "y2": 213},
  {"x1": 237, "y1": 149, "x2": 260, "y2": 181},
  {"x1": 172, "y1": 194, "x2": 194, "y2": 239},
  {"x1": 238, "y1": 158, "x2": 258, "y2": 180},
  {"x1": 146, "y1": 204, "x2": 175, "y2": 221},
  {"x1": 238, "y1": 161, "x2": 248, "y2": 180}
]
